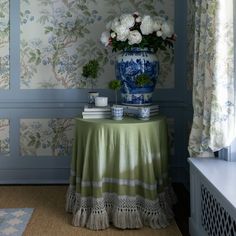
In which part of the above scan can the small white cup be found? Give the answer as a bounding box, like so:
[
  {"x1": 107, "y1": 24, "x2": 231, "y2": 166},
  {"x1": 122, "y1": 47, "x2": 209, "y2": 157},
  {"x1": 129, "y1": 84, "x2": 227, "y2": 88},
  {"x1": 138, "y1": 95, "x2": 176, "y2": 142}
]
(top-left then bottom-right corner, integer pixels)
[
  {"x1": 138, "y1": 107, "x2": 150, "y2": 120},
  {"x1": 111, "y1": 106, "x2": 124, "y2": 120},
  {"x1": 95, "y1": 97, "x2": 108, "y2": 107}
]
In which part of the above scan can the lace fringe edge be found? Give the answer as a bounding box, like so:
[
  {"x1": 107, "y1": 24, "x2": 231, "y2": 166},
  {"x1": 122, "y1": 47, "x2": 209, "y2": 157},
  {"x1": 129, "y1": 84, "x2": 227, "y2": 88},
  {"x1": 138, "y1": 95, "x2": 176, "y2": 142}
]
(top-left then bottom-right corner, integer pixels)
[{"x1": 65, "y1": 186, "x2": 177, "y2": 230}]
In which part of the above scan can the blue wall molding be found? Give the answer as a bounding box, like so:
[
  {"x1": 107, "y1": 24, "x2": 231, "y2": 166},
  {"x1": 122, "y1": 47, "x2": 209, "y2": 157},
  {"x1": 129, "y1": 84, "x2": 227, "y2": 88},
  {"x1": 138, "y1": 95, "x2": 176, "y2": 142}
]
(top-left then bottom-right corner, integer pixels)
[
  {"x1": 0, "y1": 0, "x2": 191, "y2": 186},
  {"x1": 0, "y1": 100, "x2": 192, "y2": 108}
]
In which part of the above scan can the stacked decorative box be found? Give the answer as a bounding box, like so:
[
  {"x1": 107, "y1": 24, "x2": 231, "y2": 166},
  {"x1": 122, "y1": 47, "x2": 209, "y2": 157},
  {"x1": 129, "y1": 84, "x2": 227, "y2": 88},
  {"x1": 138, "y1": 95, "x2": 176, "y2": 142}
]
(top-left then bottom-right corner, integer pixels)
[
  {"x1": 116, "y1": 104, "x2": 159, "y2": 117},
  {"x1": 82, "y1": 104, "x2": 159, "y2": 119},
  {"x1": 82, "y1": 105, "x2": 111, "y2": 119}
]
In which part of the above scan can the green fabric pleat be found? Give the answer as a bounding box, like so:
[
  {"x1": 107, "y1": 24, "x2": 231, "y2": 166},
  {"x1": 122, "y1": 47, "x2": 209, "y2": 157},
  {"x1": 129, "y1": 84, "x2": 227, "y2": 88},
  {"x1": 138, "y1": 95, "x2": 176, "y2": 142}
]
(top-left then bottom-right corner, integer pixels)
[{"x1": 69, "y1": 116, "x2": 170, "y2": 201}]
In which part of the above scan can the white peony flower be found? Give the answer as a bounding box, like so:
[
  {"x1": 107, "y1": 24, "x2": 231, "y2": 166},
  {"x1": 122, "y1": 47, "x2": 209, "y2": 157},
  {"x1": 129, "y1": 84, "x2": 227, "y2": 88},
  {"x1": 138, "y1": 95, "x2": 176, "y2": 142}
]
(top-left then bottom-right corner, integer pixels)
[
  {"x1": 100, "y1": 31, "x2": 110, "y2": 46},
  {"x1": 111, "y1": 32, "x2": 116, "y2": 38},
  {"x1": 140, "y1": 15, "x2": 154, "y2": 35},
  {"x1": 156, "y1": 30, "x2": 163, "y2": 37},
  {"x1": 135, "y1": 16, "x2": 142, "y2": 23},
  {"x1": 154, "y1": 16, "x2": 165, "y2": 22},
  {"x1": 161, "y1": 22, "x2": 173, "y2": 38},
  {"x1": 114, "y1": 24, "x2": 130, "y2": 41},
  {"x1": 111, "y1": 17, "x2": 120, "y2": 31},
  {"x1": 100, "y1": 12, "x2": 176, "y2": 52},
  {"x1": 128, "y1": 30, "x2": 142, "y2": 45},
  {"x1": 120, "y1": 14, "x2": 135, "y2": 29},
  {"x1": 152, "y1": 21, "x2": 162, "y2": 31}
]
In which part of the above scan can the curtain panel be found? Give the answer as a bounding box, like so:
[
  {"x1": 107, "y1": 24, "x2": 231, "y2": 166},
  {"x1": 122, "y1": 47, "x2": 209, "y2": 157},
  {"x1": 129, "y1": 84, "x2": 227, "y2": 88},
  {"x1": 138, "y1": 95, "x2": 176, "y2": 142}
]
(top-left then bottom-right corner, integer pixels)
[{"x1": 188, "y1": 0, "x2": 235, "y2": 157}]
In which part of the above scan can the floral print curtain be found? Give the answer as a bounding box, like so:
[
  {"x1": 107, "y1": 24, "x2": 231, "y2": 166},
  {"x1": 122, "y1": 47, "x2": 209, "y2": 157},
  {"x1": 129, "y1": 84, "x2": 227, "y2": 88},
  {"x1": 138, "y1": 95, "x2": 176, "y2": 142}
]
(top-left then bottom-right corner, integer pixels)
[{"x1": 188, "y1": 0, "x2": 235, "y2": 157}]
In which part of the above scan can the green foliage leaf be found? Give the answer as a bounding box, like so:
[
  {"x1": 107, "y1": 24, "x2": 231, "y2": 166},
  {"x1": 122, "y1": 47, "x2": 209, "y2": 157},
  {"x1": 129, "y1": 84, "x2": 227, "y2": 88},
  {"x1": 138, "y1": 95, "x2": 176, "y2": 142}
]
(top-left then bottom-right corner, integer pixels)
[
  {"x1": 35, "y1": 57, "x2": 41, "y2": 65},
  {"x1": 35, "y1": 141, "x2": 41, "y2": 149},
  {"x1": 66, "y1": 11, "x2": 72, "y2": 17},
  {"x1": 44, "y1": 26, "x2": 54, "y2": 34},
  {"x1": 38, "y1": 15, "x2": 49, "y2": 24},
  {"x1": 110, "y1": 32, "x2": 175, "y2": 54},
  {"x1": 135, "y1": 74, "x2": 152, "y2": 87},
  {"x1": 82, "y1": 59, "x2": 100, "y2": 79},
  {"x1": 108, "y1": 80, "x2": 121, "y2": 90}
]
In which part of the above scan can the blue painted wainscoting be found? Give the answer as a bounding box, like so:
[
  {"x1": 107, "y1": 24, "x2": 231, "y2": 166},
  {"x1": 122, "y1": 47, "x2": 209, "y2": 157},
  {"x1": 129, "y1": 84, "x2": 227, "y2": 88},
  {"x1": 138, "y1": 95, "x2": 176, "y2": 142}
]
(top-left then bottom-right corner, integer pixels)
[{"x1": 0, "y1": 0, "x2": 192, "y2": 186}]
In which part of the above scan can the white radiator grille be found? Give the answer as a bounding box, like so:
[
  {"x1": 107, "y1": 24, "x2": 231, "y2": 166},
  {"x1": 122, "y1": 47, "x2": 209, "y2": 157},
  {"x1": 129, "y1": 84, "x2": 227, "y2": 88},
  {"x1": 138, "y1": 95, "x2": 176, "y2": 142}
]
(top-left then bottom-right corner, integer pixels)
[{"x1": 201, "y1": 185, "x2": 236, "y2": 236}]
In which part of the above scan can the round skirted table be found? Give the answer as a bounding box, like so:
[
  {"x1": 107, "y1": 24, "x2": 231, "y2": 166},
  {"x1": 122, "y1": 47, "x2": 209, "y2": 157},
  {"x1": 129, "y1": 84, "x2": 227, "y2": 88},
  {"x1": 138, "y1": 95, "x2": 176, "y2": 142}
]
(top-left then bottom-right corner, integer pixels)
[{"x1": 66, "y1": 116, "x2": 176, "y2": 230}]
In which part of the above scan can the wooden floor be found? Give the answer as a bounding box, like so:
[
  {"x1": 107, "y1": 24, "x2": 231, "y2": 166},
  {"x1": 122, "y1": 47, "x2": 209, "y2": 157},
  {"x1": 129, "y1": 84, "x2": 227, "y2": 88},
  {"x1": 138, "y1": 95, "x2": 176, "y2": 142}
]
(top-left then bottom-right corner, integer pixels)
[{"x1": 0, "y1": 185, "x2": 182, "y2": 236}]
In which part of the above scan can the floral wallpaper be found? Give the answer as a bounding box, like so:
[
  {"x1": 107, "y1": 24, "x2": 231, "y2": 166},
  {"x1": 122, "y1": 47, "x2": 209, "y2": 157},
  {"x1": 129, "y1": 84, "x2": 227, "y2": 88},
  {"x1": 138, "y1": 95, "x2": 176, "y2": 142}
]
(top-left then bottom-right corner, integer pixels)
[
  {"x1": 20, "y1": 118, "x2": 74, "y2": 156},
  {"x1": 0, "y1": 0, "x2": 10, "y2": 90},
  {"x1": 20, "y1": 0, "x2": 175, "y2": 89},
  {"x1": 0, "y1": 119, "x2": 10, "y2": 155}
]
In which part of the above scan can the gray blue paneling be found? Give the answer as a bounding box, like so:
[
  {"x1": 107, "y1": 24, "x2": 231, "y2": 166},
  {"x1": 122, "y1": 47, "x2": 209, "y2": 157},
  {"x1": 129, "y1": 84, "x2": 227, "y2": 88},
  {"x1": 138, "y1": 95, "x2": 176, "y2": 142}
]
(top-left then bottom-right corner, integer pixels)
[{"x1": 0, "y1": 0, "x2": 191, "y2": 186}]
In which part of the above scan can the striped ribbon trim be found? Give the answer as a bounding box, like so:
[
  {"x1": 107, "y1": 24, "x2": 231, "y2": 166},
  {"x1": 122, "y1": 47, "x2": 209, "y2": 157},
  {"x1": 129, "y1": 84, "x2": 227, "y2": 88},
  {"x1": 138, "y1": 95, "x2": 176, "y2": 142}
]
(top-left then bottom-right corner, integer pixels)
[
  {"x1": 76, "y1": 177, "x2": 157, "y2": 190},
  {"x1": 70, "y1": 170, "x2": 168, "y2": 190}
]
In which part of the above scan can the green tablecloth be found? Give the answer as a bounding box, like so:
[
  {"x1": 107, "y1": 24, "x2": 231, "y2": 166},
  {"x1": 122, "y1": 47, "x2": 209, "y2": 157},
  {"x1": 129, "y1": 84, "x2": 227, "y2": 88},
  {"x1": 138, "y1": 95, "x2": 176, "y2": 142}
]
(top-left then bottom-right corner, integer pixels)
[{"x1": 66, "y1": 116, "x2": 176, "y2": 230}]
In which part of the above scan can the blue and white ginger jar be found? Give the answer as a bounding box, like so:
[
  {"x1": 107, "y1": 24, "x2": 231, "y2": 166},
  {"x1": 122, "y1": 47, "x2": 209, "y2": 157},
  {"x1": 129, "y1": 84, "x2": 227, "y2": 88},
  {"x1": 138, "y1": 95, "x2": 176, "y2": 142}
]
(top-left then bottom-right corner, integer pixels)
[{"x1": 115, "y1": 48, "x2": 159, "y2": 105}]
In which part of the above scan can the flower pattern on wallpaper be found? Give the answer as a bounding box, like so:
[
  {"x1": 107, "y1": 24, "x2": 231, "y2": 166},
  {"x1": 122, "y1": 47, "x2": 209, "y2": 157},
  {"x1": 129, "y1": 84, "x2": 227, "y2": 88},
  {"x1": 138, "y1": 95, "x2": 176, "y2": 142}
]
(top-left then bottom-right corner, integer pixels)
[
  {"x1": 20, "y1": 0, "x2": 175, "y2": 89},
  {"x1": 20, "y1": 0, "x2": 106, "y2": 89},
  {"x1": 0, "y1": 0, "x2": 10, "y2": 89},
  {"x1": 20, "y1": 118, "x2": 74, "y2": 156},
  {"x1": 0, "y1": 119, "x2": 10, "y2": 155}
]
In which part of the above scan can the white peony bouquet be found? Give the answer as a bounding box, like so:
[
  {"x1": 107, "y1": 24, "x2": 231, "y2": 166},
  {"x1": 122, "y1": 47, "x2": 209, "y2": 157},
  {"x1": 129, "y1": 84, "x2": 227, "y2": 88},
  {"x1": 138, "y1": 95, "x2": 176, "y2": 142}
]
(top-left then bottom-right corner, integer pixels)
[{"x1": 100, "y1": 12, "x2": 176, "y2": 52}]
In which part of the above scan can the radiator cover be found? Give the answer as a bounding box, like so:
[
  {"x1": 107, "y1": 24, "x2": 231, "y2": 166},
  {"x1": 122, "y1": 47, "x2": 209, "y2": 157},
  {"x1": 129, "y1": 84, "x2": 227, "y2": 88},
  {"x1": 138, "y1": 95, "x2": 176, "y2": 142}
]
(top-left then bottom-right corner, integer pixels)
[
  {"x1": 188, "y1": 158, "x2": 236, "y2": 236},
  {"x1": 201, "y1": 184, "x2": 236, "y2": 236}
]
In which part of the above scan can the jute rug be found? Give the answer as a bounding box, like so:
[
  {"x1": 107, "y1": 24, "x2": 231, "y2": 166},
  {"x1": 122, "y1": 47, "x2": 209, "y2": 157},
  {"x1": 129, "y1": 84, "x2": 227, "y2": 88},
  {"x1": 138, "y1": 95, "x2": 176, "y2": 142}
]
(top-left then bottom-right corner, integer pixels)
[
  {"x1": 0, "y1": 186, "x2": 182, "y2": 236},
  {"x1": 0, "y1": 208, "x2": 33, "y2": 236}
]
